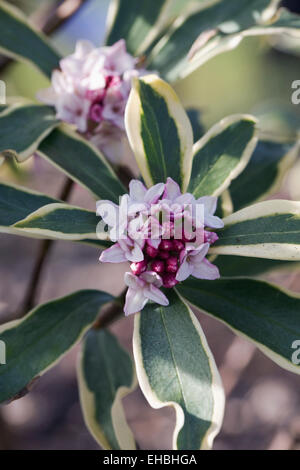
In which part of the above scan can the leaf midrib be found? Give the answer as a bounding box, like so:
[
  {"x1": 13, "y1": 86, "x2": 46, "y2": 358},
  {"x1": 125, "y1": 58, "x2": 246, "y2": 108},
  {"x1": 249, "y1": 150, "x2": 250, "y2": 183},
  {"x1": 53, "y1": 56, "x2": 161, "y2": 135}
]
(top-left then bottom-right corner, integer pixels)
[{"x1": 182, "y1": 284, "x2": 300, "y2": 339}]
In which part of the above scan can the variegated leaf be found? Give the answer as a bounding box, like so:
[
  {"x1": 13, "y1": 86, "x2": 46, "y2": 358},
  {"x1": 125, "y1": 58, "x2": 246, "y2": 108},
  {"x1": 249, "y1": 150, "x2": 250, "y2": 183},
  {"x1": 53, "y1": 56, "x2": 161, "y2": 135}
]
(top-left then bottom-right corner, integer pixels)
[
  {"x1": 125, "y1": 75, "x2": 193, "y2": 190},
  {"x1": 188, "y1": 115, "x2": 258, "y2": 198},
  {"x1": 178, "y1": 278, "x2": 300, "y2": 375},
  {"x1": 148, "y1": 0, "x2": 300, "y2": 82},
  {"x1": 38, "y1": 125, "x2": 126, "y2": 204},
  {"x1": 211, "y1": 200, "x2": 300, "y2": 260},
  {"x1": 0, "y1": 182, "x2": 109, "y2": 245},
  {"x1": 78, "y1": 329, "x2": 136, "y2": 450},
  {"x1": 230, "y1": 139, "x2": 300, "y2": 211},
  {"x1": 133, "y1": 289, "x2": 224, "y2": 450},
  {"x1": 0, "y1": 1, "x2": 60, "y2": 77},
  {"x1": 0, "y1": 290, "x2": 113, "y2": 403},
  {"x1": 213, "y1": 255, "x2": 299, "y2": 277},
  {"x1": 0, "y1": 104, "x2": 59, "y2": 162}
]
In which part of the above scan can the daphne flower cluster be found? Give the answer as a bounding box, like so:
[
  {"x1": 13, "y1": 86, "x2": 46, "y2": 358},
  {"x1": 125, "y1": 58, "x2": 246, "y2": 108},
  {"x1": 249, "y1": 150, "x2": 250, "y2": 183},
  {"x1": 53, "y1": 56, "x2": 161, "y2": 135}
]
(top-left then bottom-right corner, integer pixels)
[
  {"x1": 37, "y1": 39, "x2": 146, "y2": 163},
  {"x1": 97, "y1": 178, "x2": 224, "y2": 315}
]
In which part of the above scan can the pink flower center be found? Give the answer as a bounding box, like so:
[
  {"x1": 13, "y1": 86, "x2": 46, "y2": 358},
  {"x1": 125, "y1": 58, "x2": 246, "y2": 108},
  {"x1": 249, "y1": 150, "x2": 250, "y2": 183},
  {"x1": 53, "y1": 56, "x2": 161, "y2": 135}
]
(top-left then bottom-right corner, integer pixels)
[{"x1": 129, "y1": 229, "x2": 218, "y2": 288}]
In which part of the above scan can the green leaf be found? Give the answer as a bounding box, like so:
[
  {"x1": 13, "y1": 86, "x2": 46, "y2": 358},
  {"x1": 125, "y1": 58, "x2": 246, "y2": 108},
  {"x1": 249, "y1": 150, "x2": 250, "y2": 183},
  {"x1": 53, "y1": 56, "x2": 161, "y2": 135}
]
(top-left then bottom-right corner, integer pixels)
[
  {"x1": 133, "y1": 289, "x2": 224, "y2": 450},
  {"x1": 14, "y1": 202, "x2": 107, "y2": 241},
  {"x1": 0, "y1": 290, "x2": 113, "y2": 403},
  {"x1": 186, "y1": 108, "x2": 205, "y2": 142},
  {"x1": 38, "y1": 125, "x2": 126, "y2": 203},
  {"x1": 178, "y1": 277, "x2": 300, "y2": 374},
  {"x1": 0, "y1": 1, "x2": 60, "y2": 77},
  {"x1": 211, "y1": 200, "x2": 300, "y2": 260},
  {"x1": 230, "y1": 140, "x2": 300, "y2": 211},
  {"x1": 0, "y1": 182, "x2": 109, "y2": 244},
  {"x1": 105, "y1": 0, "x2": 170, "y2": 55},
  {"x1": 0, "y1": 181, "x2": 57, "y2": 234},
  {"x1": 188, "y1": 115, "x2": 258, "y2": 198},
  {"x1": 125, "y1": 75, "x2": 193, "y2": 190},
  {"x1": 250, "y1": 7, "x2": 300, "y2": 34},
  {"x1": 147, "y1": 0, "x2": 300, "y2": 81},
  {"x1": 0, "y1": 104, "x2": 59, "y2": 161},
  {"x1": 78, "y1": 329, "x2": 136, "y2": 450},
  {"x1": 213, "y1": 255, "x2": 298, "y2": 277}
]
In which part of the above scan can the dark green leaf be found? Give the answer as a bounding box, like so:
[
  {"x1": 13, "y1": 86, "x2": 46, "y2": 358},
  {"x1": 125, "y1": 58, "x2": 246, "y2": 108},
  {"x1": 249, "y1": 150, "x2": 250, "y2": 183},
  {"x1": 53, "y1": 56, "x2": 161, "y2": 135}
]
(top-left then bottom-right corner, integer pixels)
[
  {"x1": 105, "y1": 0, "x2": 168, "y2": 55},
  {"x1": 188, "y1": 116, "x2": 257, "y2": 198},
  {"x1": 0, "y1": 1, "x2": 60, "y2": 77},
  {"x1": 213, "y1": 255, "x2": 298, "y2": 277},
  {"x1": 38, "y1": 126, "x2": 126, "y2": 203},
  {"x1": 0, "y1": 104, "x2": 59, "y2": 161},
  {"x1": 230, "y1": 140, "x2": 299, "y2": 211},
  {"x1": 78, "y1": 329, "x2": 136, "y2": 450},
  {"x1": 133, "y1": 289, "x2": 224, "y2": 450},
  {"x1": 0, "y1": 290, "x2": 113, "y2": 403},
  {"x1": 211, "y1": 200, "x2": 300, "y2": 260},
  {"x1": 178, "y1": 277, "x2": 300, "y2": 374}
]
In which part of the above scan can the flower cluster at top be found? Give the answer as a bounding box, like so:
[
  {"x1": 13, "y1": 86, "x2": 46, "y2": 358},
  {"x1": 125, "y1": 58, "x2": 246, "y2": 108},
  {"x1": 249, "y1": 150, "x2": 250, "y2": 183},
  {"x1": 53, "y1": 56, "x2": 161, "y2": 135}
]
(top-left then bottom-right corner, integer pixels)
[
  {"x1": 37, "y1": 39, "x2": 146, "y2": 163},
  {"x1": 97, "y1": 178, "x2": 224, "y2": 316}
]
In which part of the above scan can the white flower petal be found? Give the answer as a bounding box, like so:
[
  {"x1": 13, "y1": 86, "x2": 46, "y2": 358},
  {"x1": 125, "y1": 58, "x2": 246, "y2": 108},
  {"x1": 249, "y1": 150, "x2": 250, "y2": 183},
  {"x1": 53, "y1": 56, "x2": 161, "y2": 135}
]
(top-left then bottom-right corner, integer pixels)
[
  {"x1": 192, "y1": 258, "x2": 220, "y2": 280},
  {"x1": 190, "y1": 242, "x2": 210, "y2": 261},
  {"x1": 129, "y1": 180, "x2": 147, "y2": 202},
  {"x1": 96, "y1": 200, "x2": 119, "y2": 227},
  {"x1": 175, "y1": 193, "x2": 195, "y2": 205},
  {"x1": 99, "y1": 244, "x2": 127, "y2": 263},
  {"x1": 196, "y1": 196, "x2": 218, "y2": 215},
  {"x1": 124, "y1": 272, "x2": 141, "y2": 289},
  {"x1": 124, "y1": 287, "x2": 148, "y2": 316},
  {"x1": 126, "y1": 243, "x2": 144, "y2": 262},
  {"x1": 176, "y1": 260, "x2": 193, "y2": 282},
  {"x1": 140, "y1": 271, "x2": 163, "y2": 287},
  {"x1": 163, "y1": 177, "x2": 181, "y2": 201},
  {"x1": 205, "y1": 214, "x2": 224, "y2": 229},
  {"x1": 145, "y1": 183, "x2": 165, "y2": 204},
  {"x1": 144, "y1": 284, "x2": 169, "y2": 306}
]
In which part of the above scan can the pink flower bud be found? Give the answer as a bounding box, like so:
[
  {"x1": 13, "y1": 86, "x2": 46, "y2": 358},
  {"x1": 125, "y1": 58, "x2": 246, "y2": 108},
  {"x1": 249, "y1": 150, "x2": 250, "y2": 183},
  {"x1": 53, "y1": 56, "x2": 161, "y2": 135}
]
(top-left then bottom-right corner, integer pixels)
[
  {"x1": 204, "y1": 230, "x2": 219, "y2": 244},
  {"x1": 159, "y1": 239, "x2": 173, "y2": 251},
  {"x1": 151, "y1": 260, "x2": 165, "y2": 274},
  {"x1": 130, "y1": 260, "x2": 147, "y2": 275},
  {"x1": 158, "y1": 250, "x2": 170, "y2": 260},
  {"x1": 162, "y1": 273, "x2": 178, "y2": 288},
  {"x1": 146, "y1": 245, "x2": 158, "y2": 258},
  {"x1": 172, "y1": 240, "x2": 185, "y2": 251},
  {"x1": 166, "y1": 256, "x2": 178, "y2": 273}
]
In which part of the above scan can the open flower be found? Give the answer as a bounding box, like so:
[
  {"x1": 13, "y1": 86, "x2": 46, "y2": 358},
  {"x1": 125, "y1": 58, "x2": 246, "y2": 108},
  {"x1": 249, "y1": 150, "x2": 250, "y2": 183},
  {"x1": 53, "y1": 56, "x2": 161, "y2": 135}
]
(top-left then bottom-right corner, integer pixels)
[
  {"x1": 176, "y1": 243, "x2": 220, "y2": 281},
  {"x1": 37, "y1": 39, "x2": 148, "y2": 164},
  {"x1": 98, "y1": 177, "x2": 223, "y2": 315},
  {"x1": 124, "y1": 271, "x2": 169, "y2": 316}
]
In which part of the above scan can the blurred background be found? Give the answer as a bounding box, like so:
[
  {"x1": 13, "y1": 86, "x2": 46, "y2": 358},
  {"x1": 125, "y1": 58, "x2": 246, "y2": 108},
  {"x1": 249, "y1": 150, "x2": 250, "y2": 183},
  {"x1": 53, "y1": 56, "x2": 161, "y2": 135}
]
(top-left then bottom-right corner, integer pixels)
[{"x1": 0, "y1": 0, "x2": 300, "y2": 450}]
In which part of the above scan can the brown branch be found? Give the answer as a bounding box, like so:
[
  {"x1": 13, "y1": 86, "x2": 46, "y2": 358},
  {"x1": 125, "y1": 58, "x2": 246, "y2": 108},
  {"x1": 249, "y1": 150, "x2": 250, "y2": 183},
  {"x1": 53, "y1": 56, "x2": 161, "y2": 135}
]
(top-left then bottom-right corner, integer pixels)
[{"x1": 92, "y1": 289, "x2": 127, "y2": 330}]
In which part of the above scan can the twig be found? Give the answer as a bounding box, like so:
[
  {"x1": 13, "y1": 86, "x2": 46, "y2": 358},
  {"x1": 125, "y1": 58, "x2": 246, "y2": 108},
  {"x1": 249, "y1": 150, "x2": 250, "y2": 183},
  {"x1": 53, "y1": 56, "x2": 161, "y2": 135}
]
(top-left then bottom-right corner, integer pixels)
[
  {"x1": 20, "y1": 177, "x2": 74, "y2": 315},
  {"x1": 92, "y1": 289, "x2": 127, "y2": 330}
]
